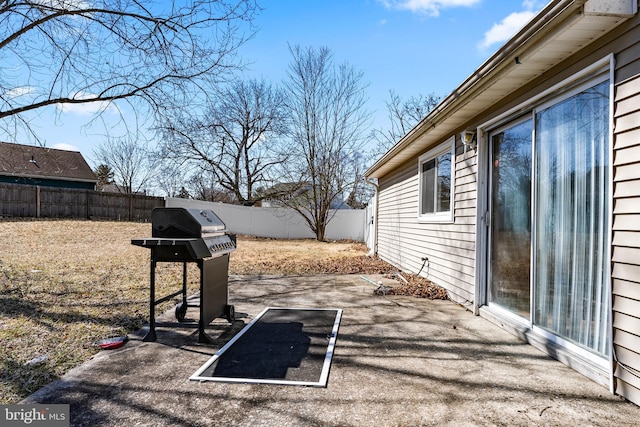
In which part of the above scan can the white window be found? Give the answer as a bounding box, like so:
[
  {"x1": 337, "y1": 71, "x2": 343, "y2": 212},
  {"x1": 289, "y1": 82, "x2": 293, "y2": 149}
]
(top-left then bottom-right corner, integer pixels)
[{"x1": 418, "y1": 138, "x2": 454, "y2": 222}]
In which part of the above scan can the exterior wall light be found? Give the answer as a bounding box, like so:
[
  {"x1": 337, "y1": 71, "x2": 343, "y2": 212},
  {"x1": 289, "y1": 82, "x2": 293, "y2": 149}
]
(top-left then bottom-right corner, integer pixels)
[{"x1": 461, "y1": 130, "x2": 477, "y2": 151}]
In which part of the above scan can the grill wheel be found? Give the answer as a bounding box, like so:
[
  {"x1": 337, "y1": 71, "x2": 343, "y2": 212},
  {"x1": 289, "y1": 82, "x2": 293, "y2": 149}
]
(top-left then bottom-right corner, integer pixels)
[
  {"x1": 225, "y1": 304, "x2": 235, "y2": 323},
  {"x1": 175, "y1": 302, "x2": 188, "y2": 322}
]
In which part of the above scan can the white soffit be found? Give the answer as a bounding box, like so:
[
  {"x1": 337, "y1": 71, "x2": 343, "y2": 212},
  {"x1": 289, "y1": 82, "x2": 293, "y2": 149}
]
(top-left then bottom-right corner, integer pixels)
[{"x1": 366, "y1": 1, "x2": 635, "y2": 179}]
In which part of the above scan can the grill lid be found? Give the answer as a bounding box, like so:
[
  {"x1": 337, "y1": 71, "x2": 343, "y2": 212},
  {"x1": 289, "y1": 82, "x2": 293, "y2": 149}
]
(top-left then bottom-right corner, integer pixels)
[{"x1": 151, "y1": 207, "x2": 226, "y2": 238}]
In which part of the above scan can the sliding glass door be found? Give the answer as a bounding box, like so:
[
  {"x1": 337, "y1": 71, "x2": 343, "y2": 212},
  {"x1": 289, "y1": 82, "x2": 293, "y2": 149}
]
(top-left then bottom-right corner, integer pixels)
[
  {"x1": 489, "y1": 119, "x2": 533, "y2": 318},
  {"x1": 487, "y1": 77, "x2": 610, "y2": 357},
  {"x1": 533, "y1": 80, "x2": 610, "y2": 356}
]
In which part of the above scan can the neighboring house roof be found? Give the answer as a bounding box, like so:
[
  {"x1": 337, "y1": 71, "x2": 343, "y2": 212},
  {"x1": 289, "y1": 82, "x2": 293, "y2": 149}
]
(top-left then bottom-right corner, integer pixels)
[
  {"x1": 366, "y1": 0, "x2": 636, "y2": 179},
  {"x1": 265, "y1": 181, "x2": 308, "y2": 197},
  {"x1": 0, "y1": 141, "x2": 97, "y2": 183}
]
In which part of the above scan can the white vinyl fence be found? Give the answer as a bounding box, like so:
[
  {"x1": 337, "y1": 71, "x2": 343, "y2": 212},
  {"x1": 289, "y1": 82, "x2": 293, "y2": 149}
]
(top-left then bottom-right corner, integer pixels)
[{"x1": 165, "y1": 198, "x2": 369, "y2": 242}]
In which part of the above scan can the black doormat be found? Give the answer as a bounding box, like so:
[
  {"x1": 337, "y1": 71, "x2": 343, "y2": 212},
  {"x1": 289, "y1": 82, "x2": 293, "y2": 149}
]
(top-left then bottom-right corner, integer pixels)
[{"x1": 190, "y1": 307, "x2": 342, "y2": 387}]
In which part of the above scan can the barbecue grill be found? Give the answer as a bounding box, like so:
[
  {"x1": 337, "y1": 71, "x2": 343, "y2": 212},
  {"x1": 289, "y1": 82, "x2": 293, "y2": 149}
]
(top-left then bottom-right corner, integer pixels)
[{"x1": 132, "y1": 207, "x2": 236, "y2": 343}]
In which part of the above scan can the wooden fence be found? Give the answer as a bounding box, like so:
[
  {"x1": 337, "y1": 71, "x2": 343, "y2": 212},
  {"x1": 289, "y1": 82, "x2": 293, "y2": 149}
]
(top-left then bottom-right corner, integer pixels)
[{"x1": 0, "y1": 183, "x2": 164, "y2": 221}]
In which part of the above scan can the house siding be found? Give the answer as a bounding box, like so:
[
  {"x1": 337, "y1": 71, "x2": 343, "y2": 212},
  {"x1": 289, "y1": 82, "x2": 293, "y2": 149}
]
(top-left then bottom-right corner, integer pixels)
[
  {"x1": 613, "y1": 53, "x2": 640, "y2": 405},
  {"x1": 377, "y1": 141, "x2": 476, "y2": 304},
  {"x1": 373, "y1": 2, "x2": 640, "y2": 406}
]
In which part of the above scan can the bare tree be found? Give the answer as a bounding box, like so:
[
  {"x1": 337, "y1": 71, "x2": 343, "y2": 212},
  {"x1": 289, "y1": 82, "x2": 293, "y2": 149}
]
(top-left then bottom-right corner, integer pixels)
[
  {"x1": 0, "y1": 0, "x2": 258, "y2": 142},
  {"x1": 153, "y1": 160, "x2": 189, "y2": 198},
  {"x1": 93, "y1": 136, "x2": 157, "y2": 194},
  {"x1": 371, "y1": 90, "x2": 441, "y2": 154},
  {"x1": 160, "y1": 78, "x2": 288, "y2": 204},
  {"x1": 189, "y1": 171, "x2": 237, "y2": 203},
  {"x1": 344, "y1": 151, "x2": 374, "y2": 209},
  {"x1": 282, "y1": 45, "x2": 371, "y2": 241}
]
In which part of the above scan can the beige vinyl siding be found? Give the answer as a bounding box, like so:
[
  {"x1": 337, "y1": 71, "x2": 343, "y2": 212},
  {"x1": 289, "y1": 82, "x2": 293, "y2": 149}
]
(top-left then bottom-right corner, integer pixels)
[
  {"x1": 372, "y1": 3, "x2": 640, "y2": 405},
  {"x1": 612, "y1": 61, "x2": 640, "y2": 405},
  {"x1": 377, "y1": 141, "x2": 476, "y2": 303}
]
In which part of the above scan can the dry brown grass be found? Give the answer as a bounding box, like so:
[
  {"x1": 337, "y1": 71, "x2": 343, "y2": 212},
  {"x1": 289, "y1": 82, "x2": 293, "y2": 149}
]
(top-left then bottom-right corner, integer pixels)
[
  {"x1": 0, "y1": 219, "x2": 394, "y2": 403},
  {"x1": 231, "y1": 236, "x2": 394, "y2": 275}
]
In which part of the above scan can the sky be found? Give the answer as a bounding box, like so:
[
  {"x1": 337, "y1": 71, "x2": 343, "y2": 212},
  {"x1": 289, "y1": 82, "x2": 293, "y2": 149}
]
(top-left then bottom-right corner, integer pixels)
[{"x1": 10, "y1": 0, "x2": 548, "y2": 167}]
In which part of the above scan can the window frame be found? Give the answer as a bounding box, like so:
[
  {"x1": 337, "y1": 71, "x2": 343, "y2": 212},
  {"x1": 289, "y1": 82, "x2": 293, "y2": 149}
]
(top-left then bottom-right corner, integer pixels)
[{"x1": 417, "y1": 137, "x2": 455, "y2": 223}]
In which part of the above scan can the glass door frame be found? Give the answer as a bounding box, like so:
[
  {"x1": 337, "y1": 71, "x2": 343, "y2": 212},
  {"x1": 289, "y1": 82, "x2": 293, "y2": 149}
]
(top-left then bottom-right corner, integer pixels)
[
  {"x1": 474, "y1": 56, "x2": 615, "y2": 382},
  {"x1": 486, "y1": 116, "x2": 534, "y2": 324}
]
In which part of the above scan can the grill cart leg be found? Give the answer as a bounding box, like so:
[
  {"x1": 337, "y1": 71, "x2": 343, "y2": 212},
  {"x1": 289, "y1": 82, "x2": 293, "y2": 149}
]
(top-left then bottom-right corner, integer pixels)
[
  {"x1": 197, "y1": 259, "x2": 212, "y2": 344},
  {"x1": 197, "y1": 257, "x2": 232, "y2": 343},
  {"x1": 175, "y1": 262, "x2": 188, "y2": 322},
  {"x1": 143, "y1": 258, "x2": 157, "y2": 342}
]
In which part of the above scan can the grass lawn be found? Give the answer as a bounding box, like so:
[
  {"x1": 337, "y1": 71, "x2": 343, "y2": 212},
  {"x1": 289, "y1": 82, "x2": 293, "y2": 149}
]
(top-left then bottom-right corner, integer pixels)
[{"x1": 0, "y1": 220, "x2": 395, "y2": 403}]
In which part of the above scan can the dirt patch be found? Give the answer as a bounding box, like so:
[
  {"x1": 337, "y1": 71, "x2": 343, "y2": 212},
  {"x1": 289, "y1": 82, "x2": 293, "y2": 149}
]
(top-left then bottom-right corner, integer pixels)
[{"x1": 384, "y1": 273, "x2": 449, "y2": 300}]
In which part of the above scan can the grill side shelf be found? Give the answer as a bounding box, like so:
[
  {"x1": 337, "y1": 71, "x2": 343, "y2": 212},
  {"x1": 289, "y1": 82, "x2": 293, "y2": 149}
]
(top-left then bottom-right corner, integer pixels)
[
  {"x1": 132, "y1": 238, "x2": 199, "y2": 247},
  {"x1": 131, "y1": 238, "x2": 211, "y2": 260}
]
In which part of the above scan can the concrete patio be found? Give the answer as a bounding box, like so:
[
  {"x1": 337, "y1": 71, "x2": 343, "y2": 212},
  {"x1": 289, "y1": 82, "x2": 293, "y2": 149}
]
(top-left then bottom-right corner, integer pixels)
[{"x1": 24, "y1": 274, "x2": 640, "y2": 426}]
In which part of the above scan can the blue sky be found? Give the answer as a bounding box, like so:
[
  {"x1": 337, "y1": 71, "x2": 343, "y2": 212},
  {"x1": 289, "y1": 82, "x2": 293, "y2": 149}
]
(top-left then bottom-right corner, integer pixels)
[
  {"x1": 237, "y1": 0, "x2": 544, "y2": 102},
  {"x1": 12, "y1": 0, "x2": 547, "y2": 166}
]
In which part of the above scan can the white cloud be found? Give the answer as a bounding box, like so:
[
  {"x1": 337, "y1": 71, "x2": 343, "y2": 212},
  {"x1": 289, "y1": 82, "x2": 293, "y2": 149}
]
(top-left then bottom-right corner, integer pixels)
[
  {"x1": 58, "y1": 102, "x2": 112, "y2": 115},
  {"x1": 34, "y1": 0, "x2": 90, "y2": 8},
  {"x1": 380, "y1": 0, "x2": 480, "y2": 16},
  {"x1": 477, "y1": 1, "x2": 547, "y2": 50},
  {"x1": 522, "y1": 0, "x2": 542, "y2": 10},
  {"x1": 51, "y1": 143, "x2": 79, "y2": 152},
  {"x1": 3, "y1": 86, "x2": 36, "y2": 99},
  {"x1": 57, "y1": 91, "x2": 117, "y2": 115},
  {"x1": 478, "y1": 10, "x2": 537, "y2": 49}
]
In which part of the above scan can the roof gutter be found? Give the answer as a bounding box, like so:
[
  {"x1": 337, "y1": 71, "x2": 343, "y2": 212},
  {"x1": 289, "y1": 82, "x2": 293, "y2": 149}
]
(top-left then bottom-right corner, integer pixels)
[{"x1": 365, "y1": 0, "x2": 584, "y2": 178}]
